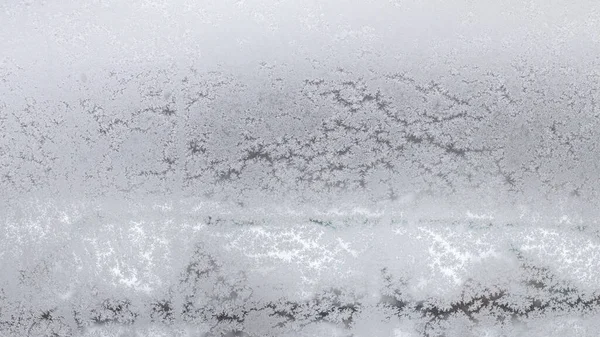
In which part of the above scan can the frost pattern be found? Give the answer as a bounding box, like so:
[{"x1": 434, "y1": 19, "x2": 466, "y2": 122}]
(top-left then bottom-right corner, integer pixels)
[{"x1": 2, "y1": 1, "x2": 600, "y2": 336}]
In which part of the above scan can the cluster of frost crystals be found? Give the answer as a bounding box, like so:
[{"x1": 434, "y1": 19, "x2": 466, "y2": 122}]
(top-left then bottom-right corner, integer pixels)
[
  {"x1": 3, "y1": 60, "x2": 600, "y2": 216},
  {"x1": 3, "y1": 202, "x2": 600, "y2": 336},
  {"x1": 2, "y1": 0, "x2": 600, "y2": 336}
]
